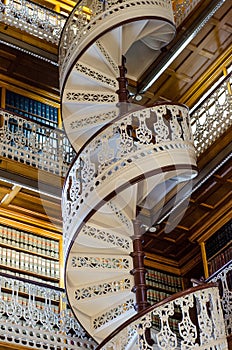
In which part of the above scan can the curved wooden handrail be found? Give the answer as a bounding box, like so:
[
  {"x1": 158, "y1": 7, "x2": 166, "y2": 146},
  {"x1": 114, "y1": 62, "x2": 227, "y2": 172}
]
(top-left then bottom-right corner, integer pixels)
[{"x1": 96, "y1": 282, "x2": 218, "y2": 349}]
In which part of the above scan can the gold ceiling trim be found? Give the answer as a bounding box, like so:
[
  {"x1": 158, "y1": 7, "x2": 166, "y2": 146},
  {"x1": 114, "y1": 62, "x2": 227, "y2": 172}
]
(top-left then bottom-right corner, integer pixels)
[{"x1": 179, "y1": 45, "x2": 232, "y2": 107}]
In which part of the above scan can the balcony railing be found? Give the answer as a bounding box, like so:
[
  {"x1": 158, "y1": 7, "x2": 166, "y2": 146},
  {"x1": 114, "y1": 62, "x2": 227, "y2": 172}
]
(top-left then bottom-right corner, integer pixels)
[
  {"x1": 0, "y1": 0, "x2": 66, "y2": 44},
  {"x1": 0, "y1": 272, "x2": 96, "y2": 349},
  {"x1": 0, "y1": 0, "x2": 202, "y2": 51},
  {"x1": 0, "y1": 109, "x2": 75, "y2": 177},
  {"x1": 97, "y1": 284, "x2": 228, "y2": 350},
  {"x1": 206, "y1": 260, "x2": 232, "y2": 337},
  {"x1": 191, "y1": 74, "x2": 232, "y2": 156}
]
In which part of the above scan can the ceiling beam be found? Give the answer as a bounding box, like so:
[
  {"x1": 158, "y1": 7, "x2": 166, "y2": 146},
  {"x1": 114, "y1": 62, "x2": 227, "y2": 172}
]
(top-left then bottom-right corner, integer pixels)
[
  {"x1": 138, "y1": 0, "x2": 227, "y2": 93},
  {"x1": 0, "y1": 184, "x2": 21, "y2": 207}
]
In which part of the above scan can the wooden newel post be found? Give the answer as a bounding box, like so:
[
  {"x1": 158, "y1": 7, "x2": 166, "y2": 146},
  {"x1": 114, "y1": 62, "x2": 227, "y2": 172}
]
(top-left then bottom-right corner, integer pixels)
[
  {"x1": 116, "y1": 55, "x2": 129, "y2": 115},
  {"x1": 130, "y1": 219, "x2": 149, "y2": 312}
]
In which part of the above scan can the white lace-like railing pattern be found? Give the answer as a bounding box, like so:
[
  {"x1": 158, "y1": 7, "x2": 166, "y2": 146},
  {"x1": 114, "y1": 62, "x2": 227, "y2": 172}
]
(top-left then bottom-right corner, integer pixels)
[
  {"x1": 207, "y1": 261, "x2": 232, "y2": 337},
  {"x1": 0, "y1": 274, "x2": 96, "y2": 349},
  {"x1": 74, "y1": 277, "x2": 132, "y2": 301},
  {"x1": 0, "y1": 0, "x2": 65, "y2": 44},
  {"x1": 0, "y1": 0, "x2": 203, "y2": 49},
  {"x1": 191, "y1": 74, "x2": 232, "y2": 156},
  {"x1": 81, "y1": 224, "x2": 132, "y2": 252},
  {"x1": 62, "y1": 104, "x2": 195, "y2": 253},
  {"x1": 100, "y1": 285, "x2": 228, "y2": 350},
  {"x1": 59, "y1": 0, "x2": 174, "y2": 85},
  {"x1": 0, "y1": 110, "x2": 75, "y2": 177}
]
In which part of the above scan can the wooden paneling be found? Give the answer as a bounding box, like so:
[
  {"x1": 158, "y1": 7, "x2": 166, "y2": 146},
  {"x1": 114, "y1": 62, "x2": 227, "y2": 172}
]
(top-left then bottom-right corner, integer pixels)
[{"x1": 142, "y1": 1, "x2": 232, "y2": 107}]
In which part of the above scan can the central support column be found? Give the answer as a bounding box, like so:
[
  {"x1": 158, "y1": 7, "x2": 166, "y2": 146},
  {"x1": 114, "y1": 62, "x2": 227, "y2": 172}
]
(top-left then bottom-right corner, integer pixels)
[
  {"x1": 130, "y1": 219, "x2": 149, "y2": 312},
  {"x1": 116, "y1": 55, "x2": 129, "y2": 115}
]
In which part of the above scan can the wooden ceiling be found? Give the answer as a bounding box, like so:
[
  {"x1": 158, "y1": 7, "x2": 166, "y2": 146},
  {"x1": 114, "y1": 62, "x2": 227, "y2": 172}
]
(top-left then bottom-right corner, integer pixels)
[{"x1": 0, "y1": 0, "x2": 231, "y2": 278}]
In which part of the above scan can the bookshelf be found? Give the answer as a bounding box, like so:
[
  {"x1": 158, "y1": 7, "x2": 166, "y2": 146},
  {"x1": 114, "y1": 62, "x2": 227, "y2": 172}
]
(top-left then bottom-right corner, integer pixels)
[
  {"x1": 5, "y1": 90, "x2": 58, "y2": 127},
  {"x1": 0, "y1": 224, "x2": 60, "y2": 287},
  {"x1": 205, "y1": 220, "x2": 232, "y2": 276},
  {"x1": 146, "y1": 268, "x2": 183, "y2": 332}
]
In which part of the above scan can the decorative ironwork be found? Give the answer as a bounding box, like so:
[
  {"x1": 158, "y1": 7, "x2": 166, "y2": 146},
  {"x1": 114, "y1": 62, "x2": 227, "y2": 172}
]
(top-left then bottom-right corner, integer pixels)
[
  {"x1": 62, "y1": 104, "x2": 195, "y2": 255},
  {"x1": 92, "y1": 298, "x2": 134, "y2": 331},
  {"x1": 74, "y1": 277, "x2": 132, "y2": 301},
  {"x1": 0, "y1": 0, "x2": 65, "y2": 44},
  {"x1": 100, "y1": 285, "x2": 228, "y2": 350},
  {"x1": 81, "y1": 225, "x2": 132, "y2": 252},
  {"x1": 65, "y1": 91, "x2": 117, "y2": 103},
  {"x1": 0, "y1": 0, "x2": 204, "y2": 52},
  {"x1": 0, "y1": 273, "x2": 96, "y2": 350},
  {"x1": 0, "y1": 110, "x2": 75, "y2": 177},
  {"x1": 191, "y1": 74, "x2": 232, "y2": 156},
  {"x1": 59, "y1": 0, "x2": 175, "y2": 85},
  {"x1": 207, "y1": 261, "x2": 232, "y2": 337},
  {"x1": 71, "y1": 255, "x2": 131, "y2": 270},
  {"x1": 76, "y1": 62, "x2": 117, "y2": 89}
]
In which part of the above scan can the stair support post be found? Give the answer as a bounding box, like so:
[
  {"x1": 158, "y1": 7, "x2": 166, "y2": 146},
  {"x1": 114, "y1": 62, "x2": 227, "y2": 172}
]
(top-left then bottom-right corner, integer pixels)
[
  {"x1": 130, "y1": 219, "x2": 149, "y2": 312},
  {"x1": 116, "y1": 55, "x2": 129, "y2": 115}
]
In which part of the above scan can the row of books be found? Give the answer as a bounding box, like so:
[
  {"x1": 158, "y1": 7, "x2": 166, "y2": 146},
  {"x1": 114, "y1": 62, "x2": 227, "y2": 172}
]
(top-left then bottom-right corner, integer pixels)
[
  {"x1": 147, "y1": 289, "x2": 171, "y2": 304},
  {"x1": 206, "y1": 220, "x2": 231, "y2": 259},
  {"x1": 146, "y1": 268, "x2": 182, "y2": 292},
  {"x1": 0, "y1": 246, "x2": 60, "y2": 279},
  {"x1": 208, "y1": 244, "x2": 232, "y2": 275},
  {"x1": 0, "y1": 292, "x2": 60, "y2": 315},
  {"x1": 0, "y1": 225, "x2": 59, "y2": 259},
  {"x1": 6, "y1": 90, "x2": 58, "y2": 127}
]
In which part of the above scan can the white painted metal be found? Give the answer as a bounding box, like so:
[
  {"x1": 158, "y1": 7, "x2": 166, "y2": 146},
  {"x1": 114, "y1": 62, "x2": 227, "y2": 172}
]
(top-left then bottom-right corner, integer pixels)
[{"x1": 60, "y1": 0, "x2": 198, "y2": 344}]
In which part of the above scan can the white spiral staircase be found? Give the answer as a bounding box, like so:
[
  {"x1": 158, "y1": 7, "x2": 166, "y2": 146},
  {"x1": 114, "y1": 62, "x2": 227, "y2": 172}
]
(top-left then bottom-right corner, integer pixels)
[{"x1": 60, "y1": 0, "x2": 198, "y2": 346}]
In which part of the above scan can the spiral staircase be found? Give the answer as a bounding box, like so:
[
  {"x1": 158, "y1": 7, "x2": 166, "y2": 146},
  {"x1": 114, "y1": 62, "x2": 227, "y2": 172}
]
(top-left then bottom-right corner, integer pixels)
[{"x1": 60, "y1": 0, "x2": 199, "y2": 346}]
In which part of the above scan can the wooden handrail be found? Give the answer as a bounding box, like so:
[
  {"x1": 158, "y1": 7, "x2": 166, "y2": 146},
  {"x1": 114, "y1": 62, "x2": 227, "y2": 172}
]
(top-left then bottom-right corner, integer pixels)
[{"x1": 96, "y1": 282, "x2": 218, "y2": 349}]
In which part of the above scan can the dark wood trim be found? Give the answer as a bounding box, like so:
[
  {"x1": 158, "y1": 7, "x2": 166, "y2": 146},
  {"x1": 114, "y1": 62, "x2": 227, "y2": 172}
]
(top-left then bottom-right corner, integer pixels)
[{"x1": 0, "y1": 271, "x2": 64, "y2": 292}]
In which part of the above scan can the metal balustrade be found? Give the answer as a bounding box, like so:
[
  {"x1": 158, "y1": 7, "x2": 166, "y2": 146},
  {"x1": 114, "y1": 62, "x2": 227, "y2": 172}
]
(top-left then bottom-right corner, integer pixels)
[
  {"x1": 191, "y1": 74, "x2": 232, "y2": 156},
  {"x1": 206, "y1": 260, "x2": 232, "y2": 337},
  {"x1": 0, "y1": 109, "x2": 75, "y2": 177},
  {"x1": 0, "y1": 272, "x2": 96, "y2": 349},
  {"x1": 97, "y1": 284, "x2": 228, "y2": 350},
  {"x1": 0, "y1": 0, "x2": 65, "y2": 44},
  {"x1": 0, "y1": 0, "x2": 202, "y2": 47}
]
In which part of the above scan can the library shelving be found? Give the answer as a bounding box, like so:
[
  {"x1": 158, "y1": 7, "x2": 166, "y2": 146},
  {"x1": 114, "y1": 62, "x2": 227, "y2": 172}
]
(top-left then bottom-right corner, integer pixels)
[
  {"x1": 5, "y1": 90, "x2": 59, "y2": 127},
  {"x1": 146, "y1": 268, "x2": 183, "y2": 333},
  {"x1": 205, "y1": 220, "x2": 232, "y2": 276},
  {"x1": 0, "y1": 224, "x2": 61, "y2": 287}
]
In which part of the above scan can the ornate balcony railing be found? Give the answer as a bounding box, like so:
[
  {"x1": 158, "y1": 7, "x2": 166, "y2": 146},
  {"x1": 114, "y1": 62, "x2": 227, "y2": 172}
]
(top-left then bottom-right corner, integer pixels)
[
  {"x1": 206, "y1": 260, "x2": 232, "y2": 337},
  {"x1": 0, "y1": 272, "x2": 97, "y2": 349},
  {"x1": 191, "y1": 74, "x2": 232, "y2": 156},
  {"x1": 97, "y1": 284, "x2": 228, "y2": 350},
  {"x1": 0, "y1": 0, "x2": 203, "y2": 50},
  {"x1": 0, "y1": 109, "x2": 75, "y2": 177},
  {"x1": 0, "y1": 0, "x2": 66, "y2": 44}
]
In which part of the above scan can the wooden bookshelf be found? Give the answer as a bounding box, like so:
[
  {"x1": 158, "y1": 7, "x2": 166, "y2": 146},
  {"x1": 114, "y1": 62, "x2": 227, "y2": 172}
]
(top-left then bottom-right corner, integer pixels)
[
  {"x1": 0, "y1": 224, "x2": 60, "y2": 287},
  {"x1": 146, "y1": 267, "x2": 183, "y2": 332},
  {"x1": 203, "y1": 220, "x2": 232, "y2": 277}
]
